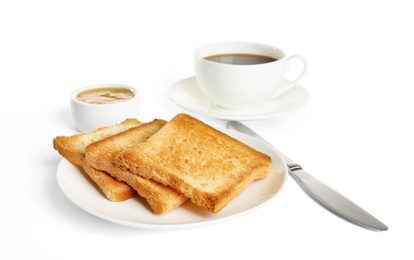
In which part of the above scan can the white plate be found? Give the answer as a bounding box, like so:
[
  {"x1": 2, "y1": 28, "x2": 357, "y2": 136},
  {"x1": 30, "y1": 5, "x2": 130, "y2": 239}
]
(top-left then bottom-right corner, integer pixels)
[
  {"x1": 168, "y1": 76, "x2": 310, "y2": 120},
  {"x1": 56, "y1": 128, "x2": 287, "y2": 230}
]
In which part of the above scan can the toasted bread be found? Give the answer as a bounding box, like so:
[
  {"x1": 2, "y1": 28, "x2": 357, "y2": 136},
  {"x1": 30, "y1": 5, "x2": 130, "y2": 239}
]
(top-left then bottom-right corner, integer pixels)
[
  {"x1": 116, "y1": 113, "x2": 273, "y2": 213},
  {"x1": 81, "y1": 161, "x2": 136, "y2": 201},
  {"x1": 84, "y1": 119, "x2": 187, "y2": 215},
  {"x1": 53, "y1": 118, "x2": 142, "y2": 201}
]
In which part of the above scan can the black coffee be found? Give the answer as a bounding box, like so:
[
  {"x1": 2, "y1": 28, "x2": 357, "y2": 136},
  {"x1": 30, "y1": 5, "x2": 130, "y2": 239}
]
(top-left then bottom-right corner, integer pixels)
[{"x1": 204, "y1": 53, "x2": 277, "y2": 65}]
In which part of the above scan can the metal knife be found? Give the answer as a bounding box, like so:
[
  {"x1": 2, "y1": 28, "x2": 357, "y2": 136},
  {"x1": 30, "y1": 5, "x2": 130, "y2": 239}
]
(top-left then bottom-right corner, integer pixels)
[{"x1": 227, "y1": 121, "x2": 388, "y2": 231}]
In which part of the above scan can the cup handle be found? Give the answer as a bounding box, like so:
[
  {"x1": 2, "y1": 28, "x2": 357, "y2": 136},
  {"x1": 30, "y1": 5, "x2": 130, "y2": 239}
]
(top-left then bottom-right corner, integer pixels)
[{"x1": 273, "y1": 55, "x2": 307, "y2": 98}]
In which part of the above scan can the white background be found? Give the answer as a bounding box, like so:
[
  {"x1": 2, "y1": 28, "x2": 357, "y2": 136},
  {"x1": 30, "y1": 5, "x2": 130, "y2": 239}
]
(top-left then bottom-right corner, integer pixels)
[{"x1": 1, "y1": 0, "x2": 412, "y2": 259}]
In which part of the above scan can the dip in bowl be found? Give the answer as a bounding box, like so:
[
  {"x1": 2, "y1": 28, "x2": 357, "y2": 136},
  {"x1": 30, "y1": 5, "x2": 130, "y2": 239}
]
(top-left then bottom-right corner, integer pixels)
[{"x1": 70, "y1": 84, "x2": 140, "y2": 133}]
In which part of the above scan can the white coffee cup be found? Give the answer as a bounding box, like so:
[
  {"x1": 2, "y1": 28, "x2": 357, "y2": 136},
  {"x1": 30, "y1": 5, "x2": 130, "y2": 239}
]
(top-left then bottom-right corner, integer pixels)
[
  {"x1": 194, "y1": 41, "x2": 307, "y2": 110},
  {"x1": 70, "y1": 84, "x2": 140, "y2": 133}
]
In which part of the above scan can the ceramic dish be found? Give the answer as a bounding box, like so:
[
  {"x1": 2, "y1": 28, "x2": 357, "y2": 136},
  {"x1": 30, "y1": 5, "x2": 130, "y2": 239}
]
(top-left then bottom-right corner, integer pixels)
[
  {"x1": 71, "y1": 84, "x2": 140, "y2": 133},
  {"x1": 57, "y1": 128, "x2": 287, "y2": 230},
  {"x1": 168, "y1": 77, "x2": 310, "y2": 120}
]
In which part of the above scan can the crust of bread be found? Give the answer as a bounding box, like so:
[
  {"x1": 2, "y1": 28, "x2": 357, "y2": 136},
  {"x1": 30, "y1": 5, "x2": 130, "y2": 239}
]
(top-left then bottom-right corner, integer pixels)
[
  {"x1": 116, "y1": 113, "x2": 273, "y2": 213},
  {"x1": 53, "y1": 118, "x2": 142, "y2": 166},
  {"x1": 53, "y1": 118, "x2": 142, "y2": 201},
  {"x1": 82, "y1": 161, "x2": 136, "y2": 201},
  {"x1": 84, "y1": 119, "x2": 187, "y2": 215}
]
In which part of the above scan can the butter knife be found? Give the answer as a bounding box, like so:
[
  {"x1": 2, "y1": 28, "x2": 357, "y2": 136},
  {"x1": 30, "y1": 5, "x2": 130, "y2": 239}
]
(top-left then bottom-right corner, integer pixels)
[{"x1": 227, "y1": 121, "x2": 388, "y2": 231}]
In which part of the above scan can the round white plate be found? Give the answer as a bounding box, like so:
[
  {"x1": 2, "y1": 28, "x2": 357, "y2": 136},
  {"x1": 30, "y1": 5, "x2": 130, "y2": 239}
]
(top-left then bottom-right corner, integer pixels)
[
  {"x1": 168, "y1": 76, "x2": 310, "y2": 120},
  {"x1": 56, "y1": 128, "x2": 287, "y2": 230}
]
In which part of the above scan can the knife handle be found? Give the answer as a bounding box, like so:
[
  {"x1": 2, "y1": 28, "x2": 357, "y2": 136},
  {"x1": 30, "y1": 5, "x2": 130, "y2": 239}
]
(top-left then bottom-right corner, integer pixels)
[
  {"x1": 288, "y1": 168, "x2": 388, "y2": 231},
  {"x1": 226, "y1": 120, "x2": 388, "y2": 231}
]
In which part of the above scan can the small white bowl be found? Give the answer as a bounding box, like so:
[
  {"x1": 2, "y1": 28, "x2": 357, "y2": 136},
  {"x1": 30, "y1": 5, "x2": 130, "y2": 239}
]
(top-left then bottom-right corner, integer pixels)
[{"x1": 70, "y1": 84, "x2": 140, "y2": 133}]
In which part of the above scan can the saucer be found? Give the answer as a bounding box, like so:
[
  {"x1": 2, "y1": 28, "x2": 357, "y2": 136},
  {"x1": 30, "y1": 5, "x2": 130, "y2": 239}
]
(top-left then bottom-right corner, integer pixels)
[{"x1": 168, "y1": 76, "x2": 310, "y2": 120}]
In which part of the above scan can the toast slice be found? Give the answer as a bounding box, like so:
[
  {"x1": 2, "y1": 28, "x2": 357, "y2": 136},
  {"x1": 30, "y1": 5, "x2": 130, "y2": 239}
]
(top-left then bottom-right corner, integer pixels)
[
  {"x1": 53, "y1": 118, "x2": 143, "y2": 201},
  {"x1": 84, "y1": 119, "x2": 187, "y2": 215},
  {"x1": 116, "y1": 113, "x2": 273, "y2": 213},
  {"x1": 81, "y1": 160, "x2": 136, "y2": 202}
]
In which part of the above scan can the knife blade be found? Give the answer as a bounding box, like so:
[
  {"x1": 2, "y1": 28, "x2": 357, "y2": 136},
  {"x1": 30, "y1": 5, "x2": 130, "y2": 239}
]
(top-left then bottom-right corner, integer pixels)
[{"x1": 226, "y1": 121, "x2": 388, "y2": 231}]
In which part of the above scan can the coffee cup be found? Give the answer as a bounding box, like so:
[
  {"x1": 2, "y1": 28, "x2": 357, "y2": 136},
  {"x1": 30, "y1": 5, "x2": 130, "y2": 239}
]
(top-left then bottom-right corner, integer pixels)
[{"x1": 194, "y1": 41, "x2": 307, "y2": 110}]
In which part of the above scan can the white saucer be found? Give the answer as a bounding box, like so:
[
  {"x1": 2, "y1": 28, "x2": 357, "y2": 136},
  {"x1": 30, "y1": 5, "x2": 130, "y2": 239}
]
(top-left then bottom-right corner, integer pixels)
[{"x1": 168, "y1": 76, "x2": 310, "y2": 120}]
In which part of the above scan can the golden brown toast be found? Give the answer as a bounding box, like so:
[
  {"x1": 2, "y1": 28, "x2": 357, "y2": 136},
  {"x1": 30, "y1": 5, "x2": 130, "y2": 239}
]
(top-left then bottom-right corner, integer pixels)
[
  {"x1": 81, "y1": 161, "x2": 136, "y2": 201},
  {"x1": 84, "y1": 119, "x2": 187, "y2": 215},
  {"x1": 116, "y1": 113, "x2": 273, "y2": 213},
  {"x1": 53, "y1": 118, "x2": 142, "y2": 201}
]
